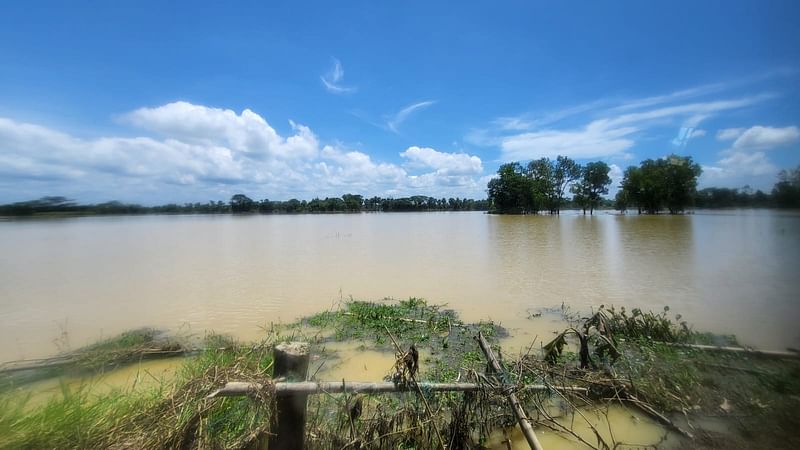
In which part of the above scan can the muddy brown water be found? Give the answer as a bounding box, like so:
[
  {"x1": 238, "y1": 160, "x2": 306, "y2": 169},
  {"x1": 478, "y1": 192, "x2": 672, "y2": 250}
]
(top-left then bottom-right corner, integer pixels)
[{"x1": 1, "y1": 210, "x2": 799, "y2": 363}]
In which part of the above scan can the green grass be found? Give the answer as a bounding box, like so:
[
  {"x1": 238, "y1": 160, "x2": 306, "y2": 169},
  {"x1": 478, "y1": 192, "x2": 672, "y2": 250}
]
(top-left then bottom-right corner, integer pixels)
[{"x1": 0, "y1": 332, "x2": 274, "y2": 449}]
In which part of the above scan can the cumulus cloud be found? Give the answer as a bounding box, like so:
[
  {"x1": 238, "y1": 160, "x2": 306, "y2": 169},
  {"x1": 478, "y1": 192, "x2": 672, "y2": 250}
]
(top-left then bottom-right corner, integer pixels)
[
  {"x1": 702, "y1": 151, "x2": 778, "y2": 187},
  {"x1": 320, "y1": 58, "x2": 356, "y2": 94},
  {"x1": 400, "y1": 146, "x2": 482, "y2": 175},
  {"x1": 0, "y1": 103, "x2": 488, "y2": 202},
  {"x1": 123, "y1": 102, "x2": 319, "y2": 159},
  {"x1": 702, "y1": 125, "x2": 798, "y2": 188}
]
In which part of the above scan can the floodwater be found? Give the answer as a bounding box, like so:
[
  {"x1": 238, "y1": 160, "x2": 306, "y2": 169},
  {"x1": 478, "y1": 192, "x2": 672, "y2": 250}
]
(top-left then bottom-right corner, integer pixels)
[
  {"x1": 1, "y1": 210, "x2": 799, "y2": 363},
  {"x1": 488, "y1": 404, "x2": 681, "y2": 449}
]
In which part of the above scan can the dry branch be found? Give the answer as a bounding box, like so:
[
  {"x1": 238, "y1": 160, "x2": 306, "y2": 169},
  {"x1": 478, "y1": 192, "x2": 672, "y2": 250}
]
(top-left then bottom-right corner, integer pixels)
[
  {"x1": 476, "y1": 331, "x2": 544, "y2": 450},
  {"x1": 207, "y1": 381, "x2": 588, "y2": 398}
]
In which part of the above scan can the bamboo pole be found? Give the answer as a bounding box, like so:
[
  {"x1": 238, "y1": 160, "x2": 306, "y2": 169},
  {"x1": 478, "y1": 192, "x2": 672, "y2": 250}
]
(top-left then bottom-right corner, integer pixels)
[
  {"x1": 207, "y1": 381, "x2": 588, "y2": 398},
  {"x1": 476, "y1": 331, "x2": 544, "y2": 450}
]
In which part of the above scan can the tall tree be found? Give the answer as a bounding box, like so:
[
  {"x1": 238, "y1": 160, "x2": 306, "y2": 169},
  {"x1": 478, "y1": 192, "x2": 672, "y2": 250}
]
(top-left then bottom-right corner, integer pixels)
[
  {"x1": 662, "y1": 155, "x2": 702, "y2": 214},
  {"x1": 772, "y1": 166, "x2": 800, "y2": 208},
  {"x1": 525, "y1": 158, "x2": 554, "y2": 214},
  {"x1": 487, "y1": 163, "x2": 534, "y2": 214},
  {"x1": 230, "y1": 194, "x2": 255, "y2": 213},
  {"x1": 573, "y1": 162, "x2": 611, "y2": 215},
  {"x1": 551, "y1": 156, "x2": 582, "y2": 214}
]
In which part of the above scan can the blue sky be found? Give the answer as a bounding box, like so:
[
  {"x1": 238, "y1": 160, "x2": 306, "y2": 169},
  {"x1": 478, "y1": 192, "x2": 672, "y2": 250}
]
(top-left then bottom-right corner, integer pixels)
[{"x1": 1, "y1": 1, "x2": 799, "y2": 204}]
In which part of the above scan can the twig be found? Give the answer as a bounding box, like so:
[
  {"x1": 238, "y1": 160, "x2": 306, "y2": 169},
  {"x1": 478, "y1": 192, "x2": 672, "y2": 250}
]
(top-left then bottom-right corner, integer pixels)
[{"x1": 383, "y1": 325, "x2": 447, "y2": 450}]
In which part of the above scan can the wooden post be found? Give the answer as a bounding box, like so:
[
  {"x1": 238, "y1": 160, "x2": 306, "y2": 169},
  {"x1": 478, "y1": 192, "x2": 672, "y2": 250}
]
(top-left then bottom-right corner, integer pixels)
[{"x1": 269, "y1": 342, "x2": 310, "y2": 450}]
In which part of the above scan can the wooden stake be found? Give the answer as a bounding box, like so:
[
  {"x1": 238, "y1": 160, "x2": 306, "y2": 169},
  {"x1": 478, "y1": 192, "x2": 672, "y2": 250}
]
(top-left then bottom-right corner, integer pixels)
[{"x1": 269, "y1": 342, "x2": 310, "y2": 450}]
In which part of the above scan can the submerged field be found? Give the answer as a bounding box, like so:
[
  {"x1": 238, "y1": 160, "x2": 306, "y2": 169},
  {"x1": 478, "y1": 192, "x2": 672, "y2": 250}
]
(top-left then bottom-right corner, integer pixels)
[{"x1": 1, "y1": 298, "x2": 799, "y2": 449}]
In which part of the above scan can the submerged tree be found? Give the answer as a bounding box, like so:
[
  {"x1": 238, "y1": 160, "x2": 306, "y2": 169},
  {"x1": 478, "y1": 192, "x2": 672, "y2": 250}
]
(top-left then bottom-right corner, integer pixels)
[
  {"x1": 487, "y1": 163, "x2": 534, "y2": 213},
  {"x1": 572, "y1": 161, "x2": 611, "y2": 215},
  {"x1": 551, "y1": 156, "x2": 583, "y2": 214},
  {"x1": 616, "y1": 155, "x2": 702, "y2": 214},
  {"x1": 772, "y1": 166, "x2": 800, "y2": 208}
]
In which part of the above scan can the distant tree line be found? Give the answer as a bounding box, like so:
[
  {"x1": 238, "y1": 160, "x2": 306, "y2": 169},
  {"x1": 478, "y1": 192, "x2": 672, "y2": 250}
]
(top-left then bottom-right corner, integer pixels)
[
  {"x1": 487, "y1": 154, "x2": 800, "y2": 215},
  {"x1": 487, "y1": 156, "x2": 612, "y2": 215},
  {"x1": 232, "y1": 194, "x2": 489, "y2": 214},
  {"x1": 0, "y1": 194, "x2": 490, "y2": 217}
]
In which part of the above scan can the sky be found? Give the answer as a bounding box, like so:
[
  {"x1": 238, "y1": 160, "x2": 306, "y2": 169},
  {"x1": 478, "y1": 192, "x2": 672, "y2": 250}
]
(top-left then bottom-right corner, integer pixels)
[{"x1": 0, "y1": 1, "x2": 799, "y2": 204}]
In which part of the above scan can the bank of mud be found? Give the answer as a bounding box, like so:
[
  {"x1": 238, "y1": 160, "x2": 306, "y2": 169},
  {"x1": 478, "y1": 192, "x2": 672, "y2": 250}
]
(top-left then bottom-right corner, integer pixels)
[{"x1": 1, "y1": 298, "x2": 798, "y2": 449}]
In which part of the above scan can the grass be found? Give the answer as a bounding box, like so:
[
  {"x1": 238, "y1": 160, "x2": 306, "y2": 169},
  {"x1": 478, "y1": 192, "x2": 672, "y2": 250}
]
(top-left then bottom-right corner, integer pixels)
[{"x1": 0, "y1": 332, "x2": 274, "y2": 449}]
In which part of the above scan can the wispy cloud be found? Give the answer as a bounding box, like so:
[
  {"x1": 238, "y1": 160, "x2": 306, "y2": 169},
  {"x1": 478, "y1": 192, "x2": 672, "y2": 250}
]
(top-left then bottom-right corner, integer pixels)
[
  {"x1": 387, "y1": 100, "x2": 436, "y2": 133},
  {"x1": 467, "y1": 76, "x2": 774, "y2": 162},
  {"x1": 320, "y1": 58, "x2": 356, "y2": 94}
]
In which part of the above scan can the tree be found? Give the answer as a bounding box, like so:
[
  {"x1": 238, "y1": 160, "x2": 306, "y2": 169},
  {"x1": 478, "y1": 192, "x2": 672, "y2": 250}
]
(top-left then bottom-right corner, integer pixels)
[
  {"x1": 525, "y1": 158, "x2": 554, "y2": 214},
  {"x1": 573, "y1": 162, "x2": 611, "y2": 215},
  {"x1": 617, "y1": 155, "x2": 701, "y2": 214},
  {"x1": 341, "y1": 194, "x2": 363, "y2": 212},
  {"x1": 551, "y1": 156, "x2": 582, "y2": 214},
  {"x1": 229, "y1": 194, "x2": 255, "y2": 213},
  {"x1": 773, "y1": 166, "x2": 800, "y2": 208},
  {"x1": 487, "y1": 163, "x2": 534, "y2": 214},
  {"x1": 662, "y1": 155, "x2": 702, "y2": 214}
]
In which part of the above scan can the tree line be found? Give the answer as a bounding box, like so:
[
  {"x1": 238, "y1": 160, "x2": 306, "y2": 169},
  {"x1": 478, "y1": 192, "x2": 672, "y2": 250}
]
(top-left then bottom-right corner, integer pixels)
[
  {"x1": 2, "y1": 164, "x2": 798, "y2": 218},
  {"x1": 0, "y1": 194, "x2": 490, "y2": 217},
  {"x1": 487, "y1": 154, "x2": 800, "y2": 214},
  {"x1": 487, "y1": 156, "x2": 613, "y2": 215},
  {"x1": 230, "y1": 194, "x2": 489, "y2": 213}
]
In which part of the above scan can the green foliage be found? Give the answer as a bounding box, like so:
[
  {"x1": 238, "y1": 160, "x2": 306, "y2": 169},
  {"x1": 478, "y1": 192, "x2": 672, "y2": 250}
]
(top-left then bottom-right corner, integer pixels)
[
  {"x1": 487, "y1": 162, "x2": 535, "y2": 214},
  {"x1": 572, "y1": 161, "x2": 612, "y2": 215},
  {"x1": 488, "y1": 157, "x2": 586, "y2": 214},
  {"x1": 305, "y1": 298, "x2": 454, "y2": 345},
  {"x1": 0, "y1": 194, "x2": 490, "y2": 218},
  {"x1": 618, "y1": 155, "x2": 702, "y2": 214},
  {"x1": 772, "y1": 166, "x2": 800, "y2": 208},
  {"x1": 229, "y1": 193, "x2": 256, "y2": 213}
]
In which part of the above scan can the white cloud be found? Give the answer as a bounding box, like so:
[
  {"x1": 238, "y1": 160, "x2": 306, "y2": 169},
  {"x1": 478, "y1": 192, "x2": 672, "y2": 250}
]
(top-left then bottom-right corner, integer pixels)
[
  {"x1": 387, "y1": 101, "x2": 436, "y2": 133},
  {"x1": 701, "y1": 151, "x2": 778, "y2": 188},
  {"x1": 701, "y1": 124, "x2": 798, "y2": 189},
  {"x1": 472, "y1": 82, "x2": 772, "y2": 162},
  {"x1": 716, "y1": 128, "x2": 745, "y2": 141},
  {"x1": 123, "y1": 101, "x2": 319, "y2": 159},
  {"x1": 731, "y1": 125, "x2": 800, "y2": 150},
  {"x1": 498, "y1": 98, "x2": 768, "y2": 160},
  {"x1": 690, "y1": 129, "x2": 707, "y2": 138},
  {"x1": 607, "y1": 163, "x2": 624, "y2": 196},
  {"x1": 0, "y1": 103, "x2": 489, "y2": 203},
  {"x1": 400, "y1": 146, "x2": 482, "y2": 175},
  {"x1": 320, "y1": 58, "x2": 357, "y2": 94},
  {"x1": 500, "y1": 121, "x2": 637, "y2": 161}
]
